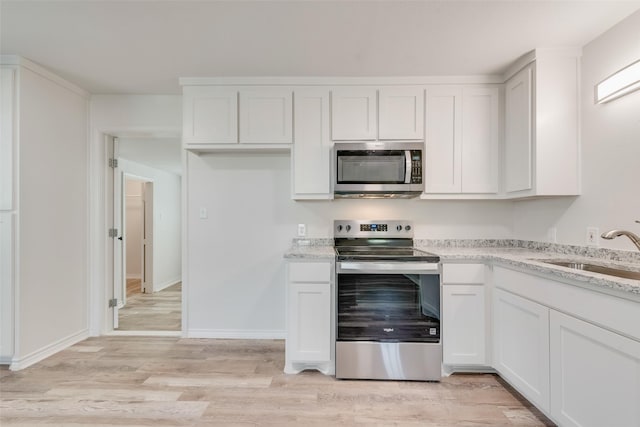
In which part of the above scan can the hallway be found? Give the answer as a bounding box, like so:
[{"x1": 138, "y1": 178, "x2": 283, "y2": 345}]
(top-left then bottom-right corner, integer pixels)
[{"x1": 118, "y1": 282, "x2": 181, "y2": 331}]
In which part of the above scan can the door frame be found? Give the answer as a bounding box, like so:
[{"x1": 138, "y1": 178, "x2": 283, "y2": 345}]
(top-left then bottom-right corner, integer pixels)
[{"x1": 88, "y1": 127, "x2": 182, "y2": 336}]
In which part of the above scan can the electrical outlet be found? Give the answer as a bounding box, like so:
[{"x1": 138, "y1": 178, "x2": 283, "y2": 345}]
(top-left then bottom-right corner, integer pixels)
[
  {"x1": 199, "y1": 207, "x2": 208, "y2": 219},
  {"x1": 586, "y1": 227, "x2": 599, "y2": 246},
  {"x1": 297, "y1": 223, "x2": 306, "y2": 237}
]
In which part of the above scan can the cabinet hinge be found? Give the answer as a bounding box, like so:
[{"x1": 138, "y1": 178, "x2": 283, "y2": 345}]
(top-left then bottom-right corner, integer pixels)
[
  {"x1": 108, "y1": 298, "x2": 118, "y2": 308},
  {"x1": 109, "y1": 158, "x2": 119, "y2": 168},
  {"x1": 108, "y1": 228, "x2": 118, "y2": 238}
]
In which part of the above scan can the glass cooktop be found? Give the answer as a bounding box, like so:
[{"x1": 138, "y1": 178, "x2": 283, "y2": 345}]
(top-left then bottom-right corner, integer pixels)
[{"x1": 335, "y1": 246, "x2": 440, "y2": 262}]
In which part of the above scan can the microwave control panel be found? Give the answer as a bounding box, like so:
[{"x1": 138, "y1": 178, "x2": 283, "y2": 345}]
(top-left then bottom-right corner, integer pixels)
[{"x1": 410, "y1": 150, "x2": 422, "y2": 184}]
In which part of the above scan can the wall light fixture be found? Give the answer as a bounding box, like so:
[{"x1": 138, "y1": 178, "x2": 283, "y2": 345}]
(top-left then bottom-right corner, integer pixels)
[{"x1": 595, "y1": 59, "x2": 640, "y2": 104}]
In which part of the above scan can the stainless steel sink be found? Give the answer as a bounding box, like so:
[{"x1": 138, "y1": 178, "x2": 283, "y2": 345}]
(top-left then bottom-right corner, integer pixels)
[{"x1": 538, "y1": 260, "x2": 640, "y2": 280}]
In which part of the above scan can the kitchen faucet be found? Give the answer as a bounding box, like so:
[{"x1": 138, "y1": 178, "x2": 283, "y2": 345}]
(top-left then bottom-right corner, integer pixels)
[{"x1": 601, "y1": 220, "x2": 640, "y2": 251}]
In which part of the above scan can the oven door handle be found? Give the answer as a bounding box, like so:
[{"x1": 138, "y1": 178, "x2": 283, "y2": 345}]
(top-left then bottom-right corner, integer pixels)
[{"x1": 337, "y1": 262, "x2": 439, "y2": 274}]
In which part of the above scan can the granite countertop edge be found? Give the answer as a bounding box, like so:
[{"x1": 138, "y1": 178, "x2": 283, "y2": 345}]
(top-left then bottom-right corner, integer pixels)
[{"x1": 284, "y1": 239, "x2": 640, "y2": 296}]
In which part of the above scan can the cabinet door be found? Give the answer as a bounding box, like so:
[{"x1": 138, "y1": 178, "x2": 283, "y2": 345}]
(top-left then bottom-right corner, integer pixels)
[
  {"x1": 0, "y1": 212, "x2": 14, "y2": 362},
  {"x1": 550, "y1": 310, "x2": 640, "y2": 427},
  {"x1": 288, "y1": 282, "x2": 331, "y2": 362},
  {"x1": 239, "y1": 89, "x2": 292, "y2": 144},
  {"x1": 461, "y1": 87, "x2": 499, "y2": 193},
  {"x1": 493, "y1": 288, "x2": 550, "y2": 413},
  {"x1": 1, "y1": 68, "x2": 15, "y2": 210},
  {"x1": 182, "y1": 86, "x2": 238, "y2": 144},
  {"x1": 292, "y1": 89, "x2": 332, "y2": 199},
  {"x1": 443, "y1": 285, "x2": 486, "y2": 365},
  {"x1": 504, "y1": 66, "x2": 533, "y2": 193},
  {"x1": 331, "y1": 88, "x2": 377, "y2": 140},
  {"x1": 379, "y1": 87, "x2": 424, "y2": 140},
  {"x1": 424, "y1": 87, "x2": 462, "y2": 193}
]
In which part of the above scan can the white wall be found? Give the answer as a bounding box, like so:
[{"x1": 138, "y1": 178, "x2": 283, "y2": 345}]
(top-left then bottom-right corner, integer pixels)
[
  {"x1": 125, "y1": 178, "x2": 144, "y2": 279},
  {"x1": 15, "y1": 65, "x2": 89, "y2": 367},
  {"x1": 512, "y1": 10, "x2": 640, "y2": 251},
  {"x1": 89, "y1": 95, "x2": 181, "y2": 334},
  {"x1": 120, "y1": 159, "x2": 181, "y2": 292},
  {"x1": 186, "y1": 152, "x2": 513, "y2": 337}
]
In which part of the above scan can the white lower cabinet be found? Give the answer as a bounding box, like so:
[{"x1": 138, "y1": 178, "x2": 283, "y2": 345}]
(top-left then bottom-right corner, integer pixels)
[
  {"x1": 442, "y1": 263, "x2": 488, "y2": 367},
  {"x1": 493, "y1": 288, "x2": 550, "y2": 414},
  {"x1": 285, "y1": 261, "x2": 333, "y2": 375},
  {"x1": 550, "y1": 310, "x2": 640, "y2": 427}
]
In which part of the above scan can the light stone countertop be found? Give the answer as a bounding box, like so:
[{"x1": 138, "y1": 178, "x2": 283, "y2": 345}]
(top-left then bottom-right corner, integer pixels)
[{"x1": 284, "y1": 238, "x2": 640, "y2": 298}]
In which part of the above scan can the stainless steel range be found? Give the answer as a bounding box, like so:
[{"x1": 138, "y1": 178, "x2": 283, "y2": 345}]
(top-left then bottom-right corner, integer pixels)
[{"x1": 334, "y1": 220, "x2": 442, "y2": 381}]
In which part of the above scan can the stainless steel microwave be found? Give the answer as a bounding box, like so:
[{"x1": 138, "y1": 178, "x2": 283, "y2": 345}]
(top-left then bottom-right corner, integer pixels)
[{"x1": 333, "y1": 142, "x2": 424, "y2": 198}]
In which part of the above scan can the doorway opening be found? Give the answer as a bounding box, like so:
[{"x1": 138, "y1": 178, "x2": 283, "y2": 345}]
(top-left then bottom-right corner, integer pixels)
[{"x1": 107, "y1": 135, "x2": 182, "y2": 335}]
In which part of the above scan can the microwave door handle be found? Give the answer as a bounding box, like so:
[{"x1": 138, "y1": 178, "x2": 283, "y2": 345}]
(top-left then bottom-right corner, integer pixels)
[{"x1": 405, "y1": 150, "x2": 412, "y2": 184}]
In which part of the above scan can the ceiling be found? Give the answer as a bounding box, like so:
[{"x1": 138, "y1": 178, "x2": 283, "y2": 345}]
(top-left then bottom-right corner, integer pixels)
[{"x1": 2, "y1": 1, "x2": 639, "y2": 95}]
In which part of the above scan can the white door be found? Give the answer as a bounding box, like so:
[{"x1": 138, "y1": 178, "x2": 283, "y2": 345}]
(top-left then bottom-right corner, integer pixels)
[
  {"x1": 331, "y1": 87, "x2": 377, "y2": 140},
  {"x1": 142, "y1": 182, "x2": 153, "y2": 293},
  {"x1": 107, "y1": 136, "x2": 124, "y2": 329},
  {"x1": 442, "y1": 285, "x2": 486, "y2": 365}
]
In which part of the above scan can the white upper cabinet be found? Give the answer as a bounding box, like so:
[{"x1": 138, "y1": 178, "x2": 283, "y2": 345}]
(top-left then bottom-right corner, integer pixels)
[
  {"x1": 331, "y1": 86, "x2": 424, "y2": 141},
  {"x1": 292, "y1": 88, "x2": 332, "y2": 199},
  {"x1": 1, "y1": 68, "x2": 15, "y2": 211},
  {"x1": 239, "y1": 89, "x2": 292, "y2": 144},
  {"x1": 378, "y1": 87, "x2": 425, "y2": 140},
  {"x1": 182, "y1": 86, "x2": 238, "y2": 145},
  {"x1": 424, "y1": 85, "x2": 499, "y2": 196},
  {"x1": 503, "y1": 49, "x2": 580, "y2": 198},
  {"x1": 331, "y1": 87, "x2": 377, "y2": 140},
  {"x1": 425, "y1": 87, "x2": 462, "y2": 193},
  {"x1": 461, "y1": 87, "x2": 500, "y2": 193},
  {"x1": 504, "y1": 66, "x2": 532, "y2": 193}
]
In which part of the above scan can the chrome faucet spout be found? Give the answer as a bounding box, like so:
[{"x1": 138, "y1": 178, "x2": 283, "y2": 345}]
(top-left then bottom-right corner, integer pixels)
[{"x1": 601, "y1": 229, "x2": 640, "y2": 251}]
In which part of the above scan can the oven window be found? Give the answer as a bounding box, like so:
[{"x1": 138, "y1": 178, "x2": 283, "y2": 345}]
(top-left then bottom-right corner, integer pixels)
[
  {"x1": 337, "y1": 273, "x2": 440, "y2": 343},
  {"x1": 337, "y1": 152, "x2": 406, "y2": 183}
]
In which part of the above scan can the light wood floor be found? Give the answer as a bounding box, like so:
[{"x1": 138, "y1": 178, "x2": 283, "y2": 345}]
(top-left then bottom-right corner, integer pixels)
[
  {"x1": 118, "y1": 282, "x2": 182, "y2": 331},
  {"x1": 0, "y1": 337, "x2": 555, "y2": 426},
  {"x1": 126, "y1": 278, "x2": 142, "y2": 298}
]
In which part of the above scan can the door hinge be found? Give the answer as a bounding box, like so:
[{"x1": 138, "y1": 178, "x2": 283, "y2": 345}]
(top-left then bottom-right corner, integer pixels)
[
  {"x1": 108, "y1": 228, "x2": 118, "y2": 238},
  {"x1": 109, "y1": 158, "x2": 119, "y2": 168},
  {"x1": 108, "y1": 298, "x2": 118, "y2": 308}
]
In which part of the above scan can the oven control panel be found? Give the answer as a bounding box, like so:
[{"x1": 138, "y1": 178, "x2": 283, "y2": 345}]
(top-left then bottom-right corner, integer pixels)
[{"x1": 334, "y1": 220, "x2": 414, "y2": 238}]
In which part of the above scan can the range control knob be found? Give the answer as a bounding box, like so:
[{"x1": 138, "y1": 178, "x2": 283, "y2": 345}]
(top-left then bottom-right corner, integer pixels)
[
  {"x1": 396, "y1": 225, "x2": 402, "y2": 231},
  {"x1": 337, "y1": 225, "x2": 343, "y2": 232},
  {"x1": 405, "y1": 225, "x2": 412, "y2": 231},
  {"x1": 345, "y1": 225, "x2": 351, "y2": 232}
]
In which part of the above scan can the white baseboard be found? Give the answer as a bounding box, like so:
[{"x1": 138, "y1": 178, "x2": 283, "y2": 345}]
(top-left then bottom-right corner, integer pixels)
[
  {"x1": 126, "y1": 274, "x2": 141, "y2": 279},
  {"x1": 187, "y1": 329, "x2": 286, "y2": 340},
  {"x1": 9, "y1": 329, "x2": 89, "y2": 371},
  {"x1": 153, "y1": 276, "x2": 182, "y2": 292},
  {"x1": 0, "y1": 355, "x2": 12, "y2": 365}
]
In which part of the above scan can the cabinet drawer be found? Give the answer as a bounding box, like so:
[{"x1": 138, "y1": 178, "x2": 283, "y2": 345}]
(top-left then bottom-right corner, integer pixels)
[
  {"x1": 288, "y1": 262, "x2": 331, "y2": 282},
  {"x1": 442, "y1": 263, "x2": 485, "y2": 284}
]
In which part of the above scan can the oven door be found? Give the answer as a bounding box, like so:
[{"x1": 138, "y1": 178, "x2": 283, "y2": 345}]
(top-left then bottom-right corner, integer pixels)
[
  {"x1": 336, "y1": 262, "x2": 441, "y2": 343},
  {"x1": 335, "y1": 261, "x2": 442, "y2": 381}
]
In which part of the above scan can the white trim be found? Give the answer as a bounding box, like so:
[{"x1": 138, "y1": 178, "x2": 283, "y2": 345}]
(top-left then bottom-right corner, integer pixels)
[
  {"x1": 126, "y1": 273, "x2": 142, "y2": 279},
  {"x1": 0, "y1": 55, "x2": 89, "y2": 98},
  {"x1": 9, "y1": 329, "x2": 89, "y2": 371},
  {"x1": 179, "y1": 75, "x2": 504, "y2": 87},
  {"x1": 186, "y1": 329, "x2": 286, "y2": 339},
  {"x1": 153, "y1": 277, "x2": 181, "y2": 292}
]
